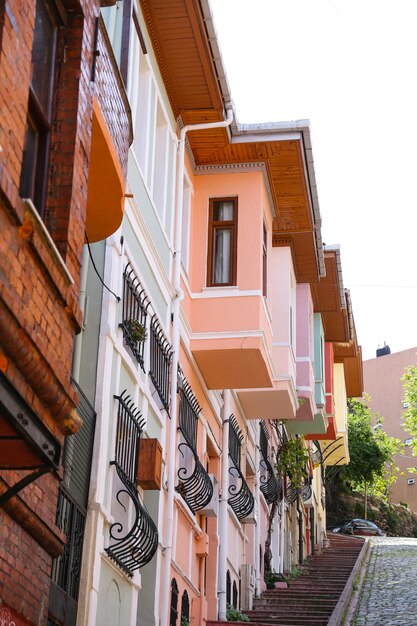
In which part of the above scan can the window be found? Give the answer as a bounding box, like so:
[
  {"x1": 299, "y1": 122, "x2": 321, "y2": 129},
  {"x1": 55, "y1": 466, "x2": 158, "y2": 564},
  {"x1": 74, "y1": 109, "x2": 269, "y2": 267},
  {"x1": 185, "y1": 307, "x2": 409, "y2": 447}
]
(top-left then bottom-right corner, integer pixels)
[
  {"x1": 180, "y1": 591, "x2": 190, "y2": 623},
  {"x1": 207, "y1": 198, "x2": 238, "y2": 286},
  {"x1": 226, "y1": 570, "x2": 231, "y2": 606},
  {"x1": 232, "y1": 580, "x2": 238, "y2": 609},
  {"x1": 170, "y1": 579, "x2": 179, "y2": 626},
  {"x1": 20, "y1": 0, "x2": 60, "y2": 216},
  {"x1": 262, "y1": 222, "x2": 268, "y2": 297}
]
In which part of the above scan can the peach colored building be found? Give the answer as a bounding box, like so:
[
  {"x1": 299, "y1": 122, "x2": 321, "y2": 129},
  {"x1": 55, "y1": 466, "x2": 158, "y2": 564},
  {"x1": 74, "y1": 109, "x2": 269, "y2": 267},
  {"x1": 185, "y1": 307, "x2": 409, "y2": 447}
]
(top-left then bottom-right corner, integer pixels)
[{"x1": 364, "y1": 347, "x2": 417, "y2": 512}]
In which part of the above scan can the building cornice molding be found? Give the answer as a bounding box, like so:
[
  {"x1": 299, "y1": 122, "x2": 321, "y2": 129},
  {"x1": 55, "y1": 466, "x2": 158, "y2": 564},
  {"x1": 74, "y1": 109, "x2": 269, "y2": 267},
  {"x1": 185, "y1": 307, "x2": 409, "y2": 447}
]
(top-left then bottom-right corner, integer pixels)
[{"x1": 193, "y1": 162, "x2": 276, "y2": 218}]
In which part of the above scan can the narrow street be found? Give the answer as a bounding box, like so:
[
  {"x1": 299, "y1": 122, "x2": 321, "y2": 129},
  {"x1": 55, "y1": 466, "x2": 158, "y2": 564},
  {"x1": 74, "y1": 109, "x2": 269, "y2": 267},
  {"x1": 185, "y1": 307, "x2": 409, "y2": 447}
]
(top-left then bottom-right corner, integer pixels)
[{"x1": 351, "y1": 537, "x2": 417, "y2": 625}]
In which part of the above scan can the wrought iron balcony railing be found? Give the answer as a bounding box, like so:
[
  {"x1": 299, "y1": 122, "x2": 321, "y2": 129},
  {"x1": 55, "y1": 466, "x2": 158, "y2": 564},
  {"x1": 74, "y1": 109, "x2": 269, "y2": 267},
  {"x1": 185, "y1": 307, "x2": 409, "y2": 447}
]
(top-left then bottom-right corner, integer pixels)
[
  {"x1": 149, "y1": 314, "x2": 172, "y2": 414},
  {"x1": 176, "y1": 443, "x2": 213, "y2": 513},
  {"x1": 228, "y1": 416, "x2": 254, "y2": 520},
  {"x1": 259, "y1": 421, "x2": 281, "y2": 504},
  {"x1": 175, "y1": 369, "x2": 213, "y2": 513},
  {"x1": 120, "y1": 263, "x2": 150, "y2": 371},
  {"x1": 105, "y1": 391, "x2": 158, "y2": 575},
  {"x1": 228, "y1": 463, "x2": 255, "y2": 520}
]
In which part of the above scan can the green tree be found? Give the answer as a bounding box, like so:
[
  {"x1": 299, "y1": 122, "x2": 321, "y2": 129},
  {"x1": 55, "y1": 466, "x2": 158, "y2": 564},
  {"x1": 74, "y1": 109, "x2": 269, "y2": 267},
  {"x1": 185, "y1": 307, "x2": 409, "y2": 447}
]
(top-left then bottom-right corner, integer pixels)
[
  {"x1": 402, "y1": 363, "x2": 417, "y2": 456},
  {"x1": 343, "y1": 397, "x2": 402, "y2": 501}
]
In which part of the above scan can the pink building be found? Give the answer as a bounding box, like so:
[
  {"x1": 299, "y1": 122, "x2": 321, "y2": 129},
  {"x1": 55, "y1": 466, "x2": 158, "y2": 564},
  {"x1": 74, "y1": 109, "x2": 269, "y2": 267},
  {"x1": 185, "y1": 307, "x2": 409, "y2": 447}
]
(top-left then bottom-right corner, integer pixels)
[{"x1": 363, "y1": 347, "x2": 417, "y2": 511}]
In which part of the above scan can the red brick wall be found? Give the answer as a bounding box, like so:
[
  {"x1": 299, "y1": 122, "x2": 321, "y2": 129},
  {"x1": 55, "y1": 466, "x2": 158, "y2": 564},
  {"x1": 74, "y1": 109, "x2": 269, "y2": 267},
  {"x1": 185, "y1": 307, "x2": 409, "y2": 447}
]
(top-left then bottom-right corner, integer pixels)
[
  {"x1": 0, "y1": 491, "x2": 57, "y2": 626},
  {"x1": 0, "y1": 0, "x2": 131, "y2": 623}
]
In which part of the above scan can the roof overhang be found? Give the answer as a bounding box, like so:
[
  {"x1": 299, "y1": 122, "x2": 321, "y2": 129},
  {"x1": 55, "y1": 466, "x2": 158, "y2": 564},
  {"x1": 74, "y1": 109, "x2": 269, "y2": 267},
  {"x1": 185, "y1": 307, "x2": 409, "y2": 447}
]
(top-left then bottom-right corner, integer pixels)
[
  {"x1": 140, "y1": 0, "x2": 325, "y2": 284},
  {"x1": 312, "y1": 246, "x2": 350, "y2": 341}
]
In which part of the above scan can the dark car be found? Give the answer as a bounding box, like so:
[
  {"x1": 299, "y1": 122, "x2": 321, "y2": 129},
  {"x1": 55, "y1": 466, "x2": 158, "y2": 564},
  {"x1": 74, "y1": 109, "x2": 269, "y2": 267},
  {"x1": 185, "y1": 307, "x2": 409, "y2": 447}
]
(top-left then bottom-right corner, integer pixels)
[{"x1": 328, "y1": 518, "x2": 385, "y2": 536}]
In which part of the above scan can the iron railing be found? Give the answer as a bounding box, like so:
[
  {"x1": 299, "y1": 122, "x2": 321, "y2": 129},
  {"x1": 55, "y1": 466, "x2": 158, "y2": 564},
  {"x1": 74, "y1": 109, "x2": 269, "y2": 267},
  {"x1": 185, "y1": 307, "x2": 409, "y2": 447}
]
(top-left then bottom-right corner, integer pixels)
[
  {"x1": 149, "y1": 314, "x2": 172, "y2": 413},
  {"x1": 259, "y1": 422, "x2": 281, "y2": 504},
  {"x1": 175, "y1": 370, "x2": 213, "y2": 513},
  {"x1": 105, "y1": 391, "x2": 158, "y2": 575},
  {"x1": 50, "y1": 379, "x2": 96, "y2": 603},
  {"x1": 228, "y1": 416, "x2": 254, "y2": 520},
  {"x1": 51, "y1": 487, "x2": 86, "y2": 600},
  {"x1": 120, "y1": 263, "x2": 150, "y2": 371}
]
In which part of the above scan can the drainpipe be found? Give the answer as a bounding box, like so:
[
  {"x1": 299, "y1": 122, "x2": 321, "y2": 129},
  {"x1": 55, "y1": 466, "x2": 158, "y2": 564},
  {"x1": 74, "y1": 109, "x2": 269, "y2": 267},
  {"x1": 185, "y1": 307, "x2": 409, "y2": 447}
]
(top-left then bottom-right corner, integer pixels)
[
  {"x1": 218, "y1": 389, "x2": 231, "y2": 621},
  {"x1": 296, "y1": 493, "x2": 303, "y2": 564},
  {"x1": 254, "y1": 426, "x2": 261, "y2": 597},
  {"x1": 71, "y1": 244, "x2": 89, "y2": 381},
  {"x1": 279, "y1": 497, "x2": 285, "y2": 574},
  {"x1": 160, "y1": 107, "x2": 234, "y2": 626}
]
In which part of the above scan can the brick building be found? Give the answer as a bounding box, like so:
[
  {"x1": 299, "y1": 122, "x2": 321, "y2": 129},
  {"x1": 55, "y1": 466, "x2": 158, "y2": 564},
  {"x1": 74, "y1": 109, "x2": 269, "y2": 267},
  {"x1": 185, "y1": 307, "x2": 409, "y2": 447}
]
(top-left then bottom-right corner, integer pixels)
[{"x1": 0, "y1": 0, "x2": 131, "y2": 624}]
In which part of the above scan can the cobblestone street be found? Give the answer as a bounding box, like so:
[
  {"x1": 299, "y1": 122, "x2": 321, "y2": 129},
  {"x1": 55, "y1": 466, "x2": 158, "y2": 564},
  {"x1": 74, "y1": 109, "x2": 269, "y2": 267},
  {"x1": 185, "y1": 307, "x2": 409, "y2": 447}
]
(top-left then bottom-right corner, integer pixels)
[{"x1": 353, "y1": 537, "x2": 417, "y2": 625}]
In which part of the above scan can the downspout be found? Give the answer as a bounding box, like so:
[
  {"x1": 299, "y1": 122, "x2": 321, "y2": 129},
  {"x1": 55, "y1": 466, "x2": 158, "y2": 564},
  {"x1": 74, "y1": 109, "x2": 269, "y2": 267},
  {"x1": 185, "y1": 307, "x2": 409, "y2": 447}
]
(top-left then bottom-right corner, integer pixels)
[
  {"x1": 254, "y1": 426, "x2": 261, "y2": 597},
  {"x1": 160, "y1": 107, "x2": 234, "y2": 626},
  {"x1": 218, "y1": 389, "x2": 231, "y2": 621},
  {"x1": 296, "y1": 492, "x2": 303, "y2": 564},
  {"x1": 71, "y1": 244, "x2": 89, "y2": 381}
]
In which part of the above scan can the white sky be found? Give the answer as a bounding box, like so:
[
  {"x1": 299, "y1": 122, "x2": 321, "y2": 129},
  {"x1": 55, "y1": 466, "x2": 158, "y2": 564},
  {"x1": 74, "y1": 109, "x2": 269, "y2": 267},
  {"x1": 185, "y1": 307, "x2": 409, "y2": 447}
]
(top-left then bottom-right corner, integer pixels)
[{"x1": 210, "y1": 0, "x2": 417, "y2": 362}]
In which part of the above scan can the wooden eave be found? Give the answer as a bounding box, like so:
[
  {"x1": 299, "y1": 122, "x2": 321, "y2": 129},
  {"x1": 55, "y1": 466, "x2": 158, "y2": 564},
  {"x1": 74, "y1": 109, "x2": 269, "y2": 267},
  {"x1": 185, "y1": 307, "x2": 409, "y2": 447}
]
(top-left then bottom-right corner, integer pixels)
[
  {"x1": 139, "y1": 0, "x2": 224, "y2": 121},
  {"x1": 312, "y1": 251, "x2": 350, "y2": 342},
  {"x1": 334, "y1": 342, "x2": 364, "y2": 398}
]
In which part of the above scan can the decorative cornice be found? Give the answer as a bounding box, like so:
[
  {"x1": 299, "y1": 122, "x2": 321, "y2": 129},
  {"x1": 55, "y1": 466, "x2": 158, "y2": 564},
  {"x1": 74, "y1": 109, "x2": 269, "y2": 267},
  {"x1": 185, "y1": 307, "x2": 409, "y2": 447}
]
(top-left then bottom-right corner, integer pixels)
[{"x1": 193, "y1": 162, "x2": 276, "y2": 218}]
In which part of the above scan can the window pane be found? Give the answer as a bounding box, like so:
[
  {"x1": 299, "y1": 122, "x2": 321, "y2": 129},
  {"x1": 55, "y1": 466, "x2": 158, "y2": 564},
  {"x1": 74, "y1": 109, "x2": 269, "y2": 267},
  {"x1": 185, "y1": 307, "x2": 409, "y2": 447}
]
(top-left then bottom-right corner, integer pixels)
[
  {"x1": 20, "y1": 117, "x2": 40, "y2": 199},
  {"x1": 214, "y1": 227, "x2": 231, "y2": 284},
  {"x1": 213, "y1": 200, "x2": 234, "y2": 221},
  {"x1": 31, "y1": 0, "x2": 57, "y2": 116}
]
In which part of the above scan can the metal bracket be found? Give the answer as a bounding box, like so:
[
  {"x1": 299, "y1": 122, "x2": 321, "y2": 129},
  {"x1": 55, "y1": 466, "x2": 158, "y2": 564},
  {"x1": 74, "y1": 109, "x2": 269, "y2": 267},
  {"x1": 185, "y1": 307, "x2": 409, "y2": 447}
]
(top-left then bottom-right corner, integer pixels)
[{"x1": 0, "y1": 466, "x2": 51, "y2": 508}]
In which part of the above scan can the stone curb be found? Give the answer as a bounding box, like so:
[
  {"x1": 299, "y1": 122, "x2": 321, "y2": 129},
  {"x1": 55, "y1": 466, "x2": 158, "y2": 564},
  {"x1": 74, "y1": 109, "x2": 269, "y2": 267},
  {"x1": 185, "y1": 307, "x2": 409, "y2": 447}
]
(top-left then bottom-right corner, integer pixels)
[{"x1": 327, "y1": 538, "x2": 371, "y2": 626}]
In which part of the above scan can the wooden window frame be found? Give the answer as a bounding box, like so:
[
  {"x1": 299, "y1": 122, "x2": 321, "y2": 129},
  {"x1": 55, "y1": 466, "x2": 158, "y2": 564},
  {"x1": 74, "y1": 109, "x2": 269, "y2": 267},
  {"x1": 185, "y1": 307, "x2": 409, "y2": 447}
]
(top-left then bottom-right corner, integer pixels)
[
  {"x1": 207, "y1": 197, "x2": 238, "y2": 287},
  {"x1": 19, "y1": 0, "x2": 60, "y2": 218}
]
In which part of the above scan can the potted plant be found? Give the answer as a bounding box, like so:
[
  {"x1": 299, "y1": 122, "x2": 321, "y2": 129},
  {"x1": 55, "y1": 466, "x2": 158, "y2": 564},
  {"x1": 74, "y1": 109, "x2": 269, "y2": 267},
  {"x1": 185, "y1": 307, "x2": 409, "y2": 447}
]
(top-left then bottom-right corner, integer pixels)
[
  {"x1": 226, "y1": 604, "x2": 250, "y2": 622},
  {"x1": 124, "y1": 319, "x2": 148, "y2": 343}
]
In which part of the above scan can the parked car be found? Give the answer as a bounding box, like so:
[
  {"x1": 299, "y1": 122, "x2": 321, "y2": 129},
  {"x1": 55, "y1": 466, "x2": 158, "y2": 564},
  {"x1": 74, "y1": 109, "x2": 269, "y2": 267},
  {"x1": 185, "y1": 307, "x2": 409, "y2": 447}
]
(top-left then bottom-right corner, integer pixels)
[{"x1": 328, "y1": 518, "x2": 385, "y2": 536}]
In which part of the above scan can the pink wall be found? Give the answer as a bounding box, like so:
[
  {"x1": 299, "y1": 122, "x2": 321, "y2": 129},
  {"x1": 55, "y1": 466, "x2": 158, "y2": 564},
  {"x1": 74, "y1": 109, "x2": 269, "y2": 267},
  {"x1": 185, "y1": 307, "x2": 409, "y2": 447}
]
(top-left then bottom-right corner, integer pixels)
[{"x1": 191, "y1": 171, "x2": 268, "y2": 292}]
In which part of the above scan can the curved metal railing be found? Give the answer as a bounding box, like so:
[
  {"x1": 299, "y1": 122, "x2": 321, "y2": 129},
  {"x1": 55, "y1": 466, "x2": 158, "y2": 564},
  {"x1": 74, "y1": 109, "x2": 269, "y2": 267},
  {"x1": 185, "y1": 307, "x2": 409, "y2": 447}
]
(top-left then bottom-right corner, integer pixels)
[
  {"x1": 228, "y1": 463, "x2": 255, "y2": 520},
  {"x1": 106, "y1": 464, "x2": 159, "y2": 575},
  {"x1": 176, "y1": 441, "x2": 213, "y2": 513},
  {"x1": 260, "y1": 457, "x2": 282, "y2": 503}
]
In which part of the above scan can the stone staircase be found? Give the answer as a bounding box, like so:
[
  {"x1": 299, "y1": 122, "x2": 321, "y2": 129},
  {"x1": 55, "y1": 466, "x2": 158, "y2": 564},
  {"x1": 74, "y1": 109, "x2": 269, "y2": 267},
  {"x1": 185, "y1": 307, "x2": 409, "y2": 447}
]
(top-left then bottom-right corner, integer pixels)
[{"x1": 244, "y1": 534, "x2": 364, "y2": 626}]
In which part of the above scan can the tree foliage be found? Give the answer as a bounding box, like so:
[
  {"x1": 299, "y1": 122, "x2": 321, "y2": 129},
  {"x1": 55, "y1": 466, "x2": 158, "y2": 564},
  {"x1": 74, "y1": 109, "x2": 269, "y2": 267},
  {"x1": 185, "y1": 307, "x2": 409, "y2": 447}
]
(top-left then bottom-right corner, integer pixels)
[
  {"x1": 343, "y1": 397, "x2": 402, "y2": 499},
  {"x1": 402, "y1": 363, "x2": 417, "y2": 456}
]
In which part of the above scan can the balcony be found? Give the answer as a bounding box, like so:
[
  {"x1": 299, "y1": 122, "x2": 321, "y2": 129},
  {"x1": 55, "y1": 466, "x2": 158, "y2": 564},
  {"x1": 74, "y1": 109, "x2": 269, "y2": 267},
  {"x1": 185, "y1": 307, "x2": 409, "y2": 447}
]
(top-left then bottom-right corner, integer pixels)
[
  {"x1": 106, "y1": 392, "x2": 158, "y2": 575},
  {"x1": 228, "y1": 417, "x2": 254, "y2": 520},
  {"x1": 190, "y1": 292, "x2": 274, "y2": 390},
  {"x1": 237, "y1": 247, "x2": 298, "y2": 420},
  {"x1": 86, "y1": 17, "x2": 132, "y2": 243},
  {"x1": 175, "y1": 370, "x2": 213, "y2": 514},
  {"x1": 259, "y1": 423, "x2": 281, "y2": 504}
]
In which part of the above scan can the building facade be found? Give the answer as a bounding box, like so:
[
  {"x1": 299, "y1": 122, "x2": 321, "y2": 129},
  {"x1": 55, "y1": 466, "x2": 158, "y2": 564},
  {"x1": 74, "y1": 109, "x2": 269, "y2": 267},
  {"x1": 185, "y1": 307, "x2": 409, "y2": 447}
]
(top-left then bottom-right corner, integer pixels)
[
  {"x1": 0, "y1": 1, "x2": 363, "y2": 625},
  {"x1": 363, "y1": 346, "x2": 417, "y2": 512}
]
